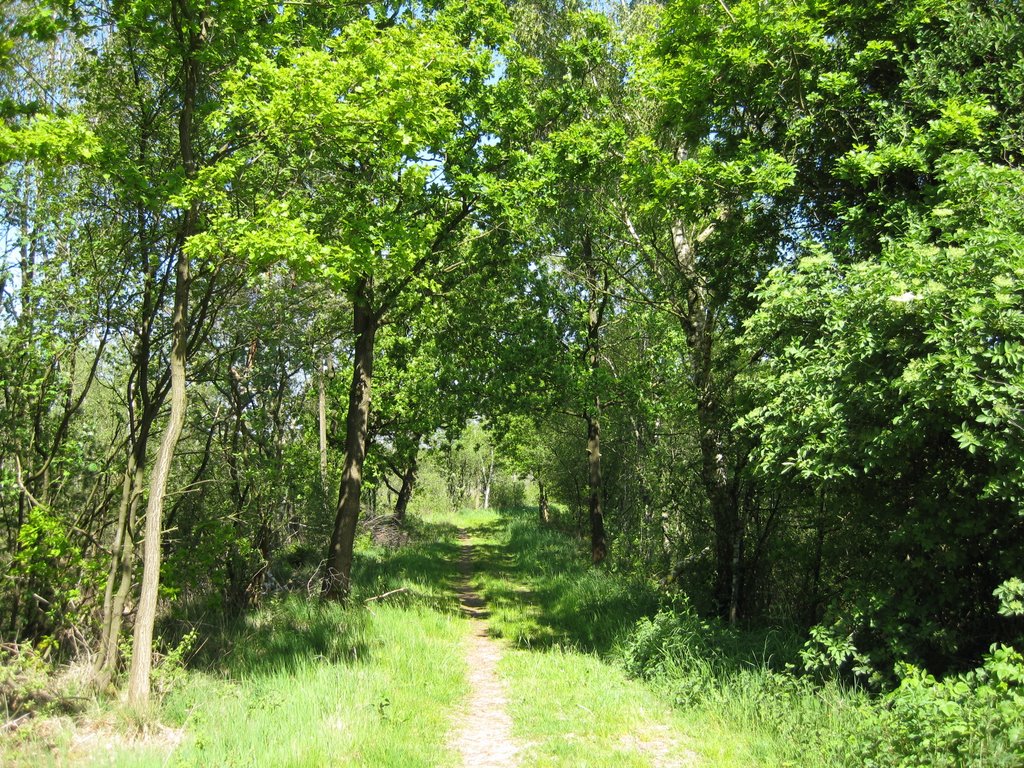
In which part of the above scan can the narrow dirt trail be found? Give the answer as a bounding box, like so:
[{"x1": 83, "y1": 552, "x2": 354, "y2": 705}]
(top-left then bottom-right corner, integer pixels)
[{"x1": 448, "y1": 529, "x2": 520, "y2": 768}]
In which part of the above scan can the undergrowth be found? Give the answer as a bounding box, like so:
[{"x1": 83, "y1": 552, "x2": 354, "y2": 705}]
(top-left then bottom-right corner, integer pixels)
[
  {"x1": 620, "y1": 606, "x2": 864, "y2": 766},
  {"x1": 476, "y1": 506, "x2": 1024, "y2": 767},
  {"x1": 6, "y1": 507, "x2": 1022, "y2": 767},
  {"x1": 619, "y1": 581, "x2": 1024, "y2": 766},
  {"x1": 1, "y1": 518, "x2": 468, "y2": 768}
]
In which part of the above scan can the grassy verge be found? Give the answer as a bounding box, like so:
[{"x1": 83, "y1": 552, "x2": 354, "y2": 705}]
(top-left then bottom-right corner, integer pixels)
[
  {"x1": 2, "y1": 518, "x2": 469, "y2": 768},
  {"x1": 5, "y1": 507, "x2": 950, "y2": 767},
  {"x1": 462, "y1": 507, "x2": 867, "y2": 767}
]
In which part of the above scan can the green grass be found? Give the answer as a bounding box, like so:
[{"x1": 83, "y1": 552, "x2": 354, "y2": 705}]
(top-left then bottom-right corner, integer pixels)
[
  {"x1": 501, "y1": 645, "x2": 748, "y2": 767},
  {"x1": 2, "y1": 519, "x2": 470, "y2": 768},
  {"x1": 150, "y1": 518, "x2": 469, "y2": 768},
  {"x1": 465, "y1": 508, "x2": 658, "y2": 653},
  {"x1": 458, "y1": 507, "x2": 868, "y2": 767},
  {"x1": 4, "y1": 507, "x2": 872, "y2": 767},
  {"x1": 145, "y1": 600, "x2": 466, "y2": 768}
]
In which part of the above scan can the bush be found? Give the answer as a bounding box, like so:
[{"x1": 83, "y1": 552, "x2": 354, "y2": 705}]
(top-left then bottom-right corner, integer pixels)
[
  {"x1": 620, "y1": 605, "x2": 717, "y2": 680},
  {"x1": 0, "y1": 643, "x2": 90, "y2": 723},
  {"x1": 621, "y1": 606, "x2": 1024, "y2": 767},
  {"x1": 619, "y1": 606, "x2": 862, "y2": 765},
  {"x1": 0, "y1": 643, "x2": 51, "y2": 719},
  {"x1": 489, "y1": 476, "x2": 526, "y2": 509},
  {"x1": 856, "y1": 645, "x2": 1024, "y2": 767}
]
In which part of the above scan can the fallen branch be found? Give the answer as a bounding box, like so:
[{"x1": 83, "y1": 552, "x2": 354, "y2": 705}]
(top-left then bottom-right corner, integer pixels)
[
  {"x1": 364, "y1": 587, "x2": 409, "y2": 603},
  {"x1": 1, "y1": 713, "x2": 32, "y2": 734}
]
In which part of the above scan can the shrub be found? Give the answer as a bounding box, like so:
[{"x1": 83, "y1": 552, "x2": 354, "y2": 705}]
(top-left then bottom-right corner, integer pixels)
[
  {"x1": 619, "y1": 606, "x2": 863, "y2": 765},
  {"x1": 0, "y1": 643, "x2": 51, "y2": 719},
  {"x1": 856, "y1": 645, "x2": 1024, "y2": 767},
  {"x1": 620, "y1": 604, "x2": 717, "y2": 680}
]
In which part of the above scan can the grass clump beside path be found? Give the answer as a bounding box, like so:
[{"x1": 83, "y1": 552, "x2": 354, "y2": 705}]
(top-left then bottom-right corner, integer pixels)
[
  {"x1": 467, "y1": 510, "x2": 658, "y2": 653},
  {"x1": 153, "y1": 599, "x2": 465, "y2": 768}
]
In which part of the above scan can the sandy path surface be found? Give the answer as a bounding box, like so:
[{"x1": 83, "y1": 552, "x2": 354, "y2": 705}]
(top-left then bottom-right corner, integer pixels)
[{"x1": 448, "y1": 531, "x2": 520, "y2": 768}]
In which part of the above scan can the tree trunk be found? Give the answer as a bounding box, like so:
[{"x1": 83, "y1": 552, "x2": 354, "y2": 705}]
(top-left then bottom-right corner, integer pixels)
[
  {"x1": 670, "y1": 217, "x2": 743, "y2": 622},
  {"x1": 126, "y1": 248, "x2": 190, "y2": 708},
  {"x1": 699, "y1": 409, "x2": 740, "y2": 621},
  {"x1": 393, "y1": 449, "x2": 418, "y2": 524},
  {"x1": 689, "y1": 301, "x2": 741, "y2": 621},
  {"x1": 318, "y1": 356, "x2": 329, "y2": 488},
  {"x1": 95, "y1": 460, "x2": 133, "y2": 682},
  {"x1": 808, "y1": 495, "x2": 827, "y2": 624},
  {"x1": 127, "y1": 0, "x2": 199, "y2": 702},
  {"x1": 583, "y1": 235, "x2": 608, "y2": 564},
  {"x1": 482, "y1": 448, "x2": 494, "y2": 510},
  {"x1": 538, "y1": 480, "x2": 549, "y2": 524},
  {"x1": 96, "y1": 214, "x2": 158, "y2": 688},
  {"x1": 94, "y1": 432, "x2": 147, "y2": 688},
  {"x1": 323, "y1": 283, "x2": 377, "y2": 601},
  {"x1": 586, "y1": 411, "x2": 607, "y2": 563},
  {"x1": 729, "y1": 512, "x2": 743, "y2": 624}
]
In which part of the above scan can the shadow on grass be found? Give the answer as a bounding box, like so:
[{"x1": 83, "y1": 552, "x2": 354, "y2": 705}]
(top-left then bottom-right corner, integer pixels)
[
  {"x1": 161, "y1": 517, "x2": 465, "y2": 679},
  {"x1": 211, "y1": 598, "x2": 374, "y2": 676},
  {"x1": 410, "y1": 510, "x2": 861, "y2": 768},
  {"x1": 469, "y1": 507, "x2": 659, "y2": 655},
  {"x1": 469, "y1": 508, "x2": 806, "y2": 673},
  {"x1": 351, "y1": 516, "x2": 464, "y2": 614}
]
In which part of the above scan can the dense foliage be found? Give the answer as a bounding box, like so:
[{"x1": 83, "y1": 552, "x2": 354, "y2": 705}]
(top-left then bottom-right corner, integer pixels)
[{"x1": 1, "y1": 0, "x2": 1022, "y2": 762}]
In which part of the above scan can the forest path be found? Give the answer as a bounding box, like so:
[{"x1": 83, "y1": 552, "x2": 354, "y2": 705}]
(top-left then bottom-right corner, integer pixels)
[
  {"x1": 448, "y1": 529, "x2": 520, "y2": 768},
  {"x1": 458, "y1": 510, "x2": 710, "y2": 768}
]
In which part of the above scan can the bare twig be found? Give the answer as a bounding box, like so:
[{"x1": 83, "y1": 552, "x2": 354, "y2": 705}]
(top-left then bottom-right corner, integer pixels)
[
  {"x1": 364, "y1": 587, "x2": 409, "y2": 603},
  {"x1": 1, "y1": 713, "x2": 32, "y2": 733}
]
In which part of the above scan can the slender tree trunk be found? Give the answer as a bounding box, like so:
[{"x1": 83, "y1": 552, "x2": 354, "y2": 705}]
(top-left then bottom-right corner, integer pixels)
[
  {"x1": 96, "y1": 440, "x2": 147, "y2": 684},
  {"x1": 127, "y1": 0, "x2": 199, "y2": 703},
  {"x1": 96, "y1": 216, "x2": 157, "y2": 687},
  {"x1": 729, "y1": 514, "x2": 743, "y2": 624},
  {"x1": 126, "y1": 248, "x2": 190, "y2": 707},
  {"x1": 808, "y1": 495, "x2": 827, "y2": 624},
  {"x1": 698, "y1": 406, "x2": 739, "y2": 620},
  {"x1": 318, "y1": 357, "x2": 329, "y2": 487},
  {"x1": 538, "y1": 480, "x2": 549, "y2": 524},
  {"x1": 96, "y1": 462, "x2": 133, "y2": 678},
  {"x1": 323, "y1": 284, "x2": 377, "y2": 601},
  {"x1": 670, "y1": 217, "x2": 742, "y2": 622},
  {"x1": 393, "y1": 449, "x2": 418, "y2": 524},
  {"x1": 690, "y1": 308, "x2": 740, "y2": 620},
  {"x1": 583, "y1": 235, "x2": 608, "y2": 564},
  {"x1": 586, "y1": 411, "x2": 607, "y2": 563},
  {"x1": 95, "y1": 435, "x2": 146, "y2": 687},
  {"x1": 482, "y1": 449, "x2": 494, "y2": 510}
]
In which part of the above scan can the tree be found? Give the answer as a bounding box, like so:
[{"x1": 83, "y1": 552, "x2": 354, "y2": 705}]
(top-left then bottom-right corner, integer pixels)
[
  {"x1": 199, "y1": 3, "x2": 513, "y2": 600},
  {"x1": 97, "y1": 0, "x2": 283, "y2": 706},
  {"x1": 620, "y1": 0, "x2": 809, "y2": 620},
  {"x1": 744, "y1": 0, "x2": 1024, "y2": 670},
  {"x1": 508, "y1": 6, "x2": 637, "y2": 563},
  {"x1": 0, "y1": 2, "x2": 114, "y2": 652}
]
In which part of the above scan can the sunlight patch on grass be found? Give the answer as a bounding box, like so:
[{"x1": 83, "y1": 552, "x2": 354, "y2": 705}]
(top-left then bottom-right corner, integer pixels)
[
  {"x1": 5, "y1": 516, "x2": 475, "y2": 768},
  {"x1": 465, "y1": 510, "x2": 658, "y2": 653},
  {"x1": 501, "y1": 647, "x2": 726, "y2": 767},
  {"x1": 461, "y1": 508, "x2": 861, "y2": 768},
  {"x1": 76, "y1": 600, "x2": 468, "y2": 768}
]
